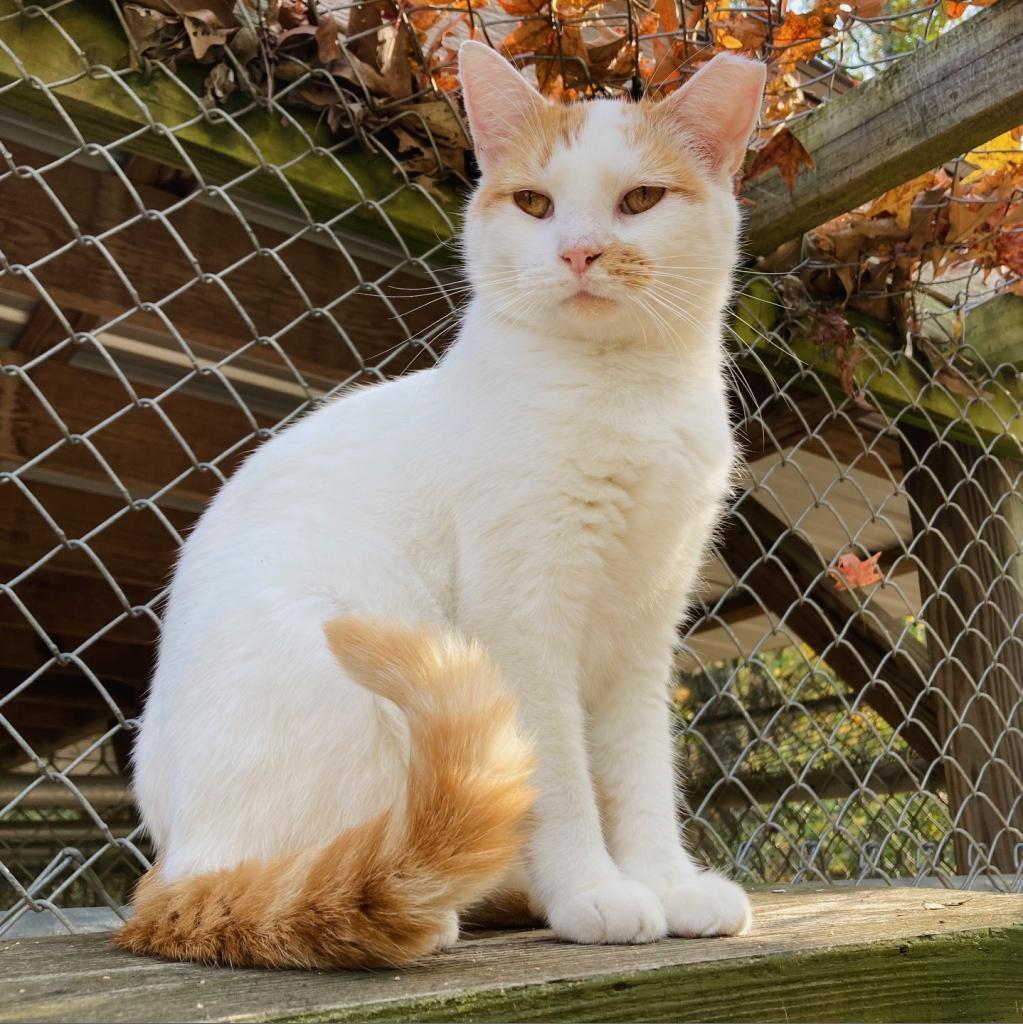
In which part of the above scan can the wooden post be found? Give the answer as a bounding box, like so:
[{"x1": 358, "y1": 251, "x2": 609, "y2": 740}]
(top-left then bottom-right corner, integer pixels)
[
  {"x1": 901, "y1": 428, "x2": 1023, "y2": 875},
  {"x1": 716, "y1": 495, "x2": 940, "y2": 763}
]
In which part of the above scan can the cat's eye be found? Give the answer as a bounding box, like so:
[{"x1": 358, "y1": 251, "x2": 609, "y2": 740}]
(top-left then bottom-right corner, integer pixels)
[
  {"x1": 513, "y1": 190, "x2": 553, "y2": 219},
  {"x1": 620, "y1": 186, "x2": 666, "y2": 215}
]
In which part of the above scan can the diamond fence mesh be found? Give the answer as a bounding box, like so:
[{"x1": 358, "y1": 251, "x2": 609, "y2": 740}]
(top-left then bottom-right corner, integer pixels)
[{"x1": 2, "y1": 0, "x2": 1022, "y2": 936}]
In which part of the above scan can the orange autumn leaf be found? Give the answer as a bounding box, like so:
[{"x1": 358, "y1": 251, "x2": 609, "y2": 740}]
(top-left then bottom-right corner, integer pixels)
[
  {"x1": 713, "y1": 14, "x2": 769, "y2": 52},
  {"x1": 498, "y1": 0, "x2": 546, "y2": 15},
  {"x1": 946, "y1": 0, "x2": 996, "y2": 16},
  {"x1": 745, "y1": 127, "x2": 815, "y2": 192},
  {"x1": 995, "y1": 231, "x2": 1023, "y2": 277},
  {"x1": 501, "y1": 19, "x2": 552, "y2": 57},
  {"x1": 865, "y1": 170, "x2": 939, "y2": 230},
  {"x1": 829, "y1": 551, "x2": 884, "y2": 591},
  {"x1": 772, "y1": 3, "x2": 839, "y2": 68},
  {"x1": 656, "y1": 0, "x2": 680, "y2": 34}
]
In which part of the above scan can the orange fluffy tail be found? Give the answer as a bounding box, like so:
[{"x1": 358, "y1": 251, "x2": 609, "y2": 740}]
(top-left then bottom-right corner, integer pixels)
[{"x1": 115, "y1": 616, "x2": 534, "y2": 968}]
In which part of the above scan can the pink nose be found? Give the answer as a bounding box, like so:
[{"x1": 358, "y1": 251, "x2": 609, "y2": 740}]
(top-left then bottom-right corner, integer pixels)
[{"x1": 560, "y1": 247, "x2": 603, "y2": 275}]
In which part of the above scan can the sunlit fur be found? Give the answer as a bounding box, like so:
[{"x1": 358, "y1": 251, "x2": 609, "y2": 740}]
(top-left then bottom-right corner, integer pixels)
[{"x1": 122, "y1": 43, "x2": 765, "y2": 966}]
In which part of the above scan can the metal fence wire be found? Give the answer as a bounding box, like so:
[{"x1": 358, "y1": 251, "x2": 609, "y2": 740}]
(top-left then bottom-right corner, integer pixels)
[{"x1": 2, "y1": 0, "x2": 1022, "y2": 935}]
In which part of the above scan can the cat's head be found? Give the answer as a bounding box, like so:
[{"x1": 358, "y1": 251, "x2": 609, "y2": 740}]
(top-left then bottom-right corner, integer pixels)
[{"x1": 458, "y1": 41, "x2": 765, "y2": 348}]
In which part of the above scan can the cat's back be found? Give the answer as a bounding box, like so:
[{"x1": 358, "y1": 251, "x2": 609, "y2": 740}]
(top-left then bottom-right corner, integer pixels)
[{"x1": 186, "y1": 367, "x2": 444, "y2": 555}]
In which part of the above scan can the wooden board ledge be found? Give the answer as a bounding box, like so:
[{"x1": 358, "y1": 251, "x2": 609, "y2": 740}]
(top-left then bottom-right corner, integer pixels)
[{"x1": 2, "y1": 887, "x2": 1023, "y2": 1023}]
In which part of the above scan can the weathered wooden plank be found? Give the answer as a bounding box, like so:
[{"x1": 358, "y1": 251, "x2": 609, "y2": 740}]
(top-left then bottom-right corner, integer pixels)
[
  {"x1": 743, "y1": 2, "x2": 1023, "y2": 254},
  {"x1": 0, "y1": 350, "x2": 271, "y2": 508},
  {"x1": 1, "y1": 889, "x2": 1021, "y2": 1023},
  {"x1": 733, "y1": 278, "x2": 1023, "y2": 459},
  {"x1": 0, "y1": 0, "x2": 460, "y2": 251},
  {"x1": 964, "y1": 294, "x2": 1023, "y2": 372},
  {"x1": 0, "y1": 353, "x2": 265, "y2": 510},
  {"x1": 901, "y1": 427, "x2": 1023, "y2": 874},
  {"x1": 0, "y1": 479, "x2": 193, "y2": 588},
  {"x1": 0, "y1": 143, "x2": 450, "y2": 383},
  {"x1": 718, "y1": 495, "x2": 940, "y2": 761},
  {"x1": 13, "y1": 304, "x2": 99, "y2": 361}
]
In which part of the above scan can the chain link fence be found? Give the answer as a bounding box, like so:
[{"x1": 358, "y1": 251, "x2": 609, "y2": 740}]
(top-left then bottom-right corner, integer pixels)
[{"x1": 1, "y1": 0, "x2": 1022, "y2": 936}]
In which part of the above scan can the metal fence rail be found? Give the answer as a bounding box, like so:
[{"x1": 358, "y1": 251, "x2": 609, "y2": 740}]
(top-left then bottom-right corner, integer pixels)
[{"x1": 2, "y1": 0, "x2": 1022, "y2": 935}]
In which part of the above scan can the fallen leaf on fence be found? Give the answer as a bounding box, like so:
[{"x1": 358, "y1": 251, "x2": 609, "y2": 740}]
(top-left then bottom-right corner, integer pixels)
[
  {"x1": 946, "y1": 0, "x2": 998, "y2": 17},
  {"x1": 498, "y1": 0, "x2": 546, "y2": 15},
  {"x1": 829, "y1": 551, "x2": 883, "y2": 591},
  {"x1": 771, "y1": 3, "x2": 839, "y2": 69},
  {"x1": 656, "y1": 0, "x2": 680, "y2": 34},
  {"x1": 502, "y1": 20, "x2": 552, "y2": 59},
  {"x1": 713, "y1": 14, "x2": 769, "y2": 52},
  {"x1": 122, "y1": 4, "x2": 180, "y2": 65},
  {"x1": 204, "y1": 60, "x2": 236, "y2": 103},
  {"x1": 586, "y1": 35, "x2": 634, "y2": 82},
  {"x1": 995, "y1": 231, "x2": 1023, "y2": 277},
  {"x1": 866, "y1": 171, "x2": 939, "y2": 230},
  {"x1": 315, "y1": 14, "x2": 343, "y2": 64},
  {"x1": 849, "y1": 0, "x2": 885, "y2": 16},
  {"x1": 182, "y1": 15, "x2": 230, "y2": 59},
  {"x1": 745, "y1": 127, "x2": 815, "y2": 192}
]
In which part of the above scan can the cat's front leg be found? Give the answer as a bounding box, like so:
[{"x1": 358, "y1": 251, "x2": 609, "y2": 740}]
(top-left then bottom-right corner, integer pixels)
[
  {"x1": 464, "y1": 596, "x2": 666, "y2": 945},
  {"x1": 590, "y1": 647, "x2": 752, "y2": 937}
]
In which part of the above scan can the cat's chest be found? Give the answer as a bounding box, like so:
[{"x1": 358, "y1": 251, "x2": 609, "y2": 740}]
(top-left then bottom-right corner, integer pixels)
[{"x1": 559, "y1": 417, "x2": 729, "y2": 561}]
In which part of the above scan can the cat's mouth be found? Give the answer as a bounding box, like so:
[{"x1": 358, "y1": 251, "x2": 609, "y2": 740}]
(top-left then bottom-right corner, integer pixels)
[{"x1": 562, "y1": 289, "x2": 617, "y2": 313}]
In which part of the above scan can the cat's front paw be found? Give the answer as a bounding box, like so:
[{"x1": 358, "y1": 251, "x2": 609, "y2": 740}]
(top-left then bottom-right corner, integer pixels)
[
  {"x1": 663, "y1": 872, "x2": 752, "y2": 937},
  {"x1": 548, "y1": 880, "x2": 667, "y2": 944}
]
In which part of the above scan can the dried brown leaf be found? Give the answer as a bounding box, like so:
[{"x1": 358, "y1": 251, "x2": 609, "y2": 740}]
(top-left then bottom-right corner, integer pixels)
[
  {"x1": 745, "y1": 128, "x2": 815, "y2": 192},
  {"x1": 316, "y1": 14, "x2": 343, "y2": 64}
]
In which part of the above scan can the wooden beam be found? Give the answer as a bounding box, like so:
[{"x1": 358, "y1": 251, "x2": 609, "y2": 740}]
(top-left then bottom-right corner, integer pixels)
[
  {"x1": 743, "y1": 2, "x2": 1023, "y2": 254},
  {"x1": 4, "y1": 890, "x2": 1023, "y2": 1022},
  {"x1": 1, "y1": 351, "x2": 267, "y2": 508},
  {"x1": 734, "y1": 278, "x2": 1023, "y2": 459},
  {"x1": 0, "y1": 479, "x2": 192, "y2": 590},
  {"x1": 12, "y1": 304, "x2": 100, "y2": 361},
  {"x1": 738, "y1": 383, "x2": 901, "y2": 480},
  {"x1": 690, "y1": 541, "x2": 915, "y2": 637},
  {"x1": 0, "y1": 143, "x2": 450, "y2": 384},
  {"x1": 716, "y1": 495, "x2": 939, "y2": 761},
  {"x1": 0, "y1": 670, "x2": 140, "y2": 770},
  {"x1": 963, "y1": 294, "x2": 1023, "y2": 373},
  {"x1": 901, "y1": 427, "x2": 1023, "y2": 875},
  {"x1": 0, "y1": 0, "x2": 459, "y2": 251},
  {"x1": 690, "y1": 755, "x2": 932, "y2": 809}
]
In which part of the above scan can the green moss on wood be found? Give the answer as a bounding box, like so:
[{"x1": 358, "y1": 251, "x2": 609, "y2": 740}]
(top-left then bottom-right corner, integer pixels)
[
  {"x1": 0, "y1": 0, "x2": 461, "y2": 251},
  {"x1": 733, "y1": 277, "x2": 1023, "y2": 459},
  {"x1": 278, "y1": 927, "x2": 1023, "y2": 1024}
]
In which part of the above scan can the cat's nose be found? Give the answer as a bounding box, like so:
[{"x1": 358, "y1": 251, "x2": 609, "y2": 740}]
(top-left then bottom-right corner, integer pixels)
[{"x1": 560, "y1": 247, "x2": 603, "y2": 275}]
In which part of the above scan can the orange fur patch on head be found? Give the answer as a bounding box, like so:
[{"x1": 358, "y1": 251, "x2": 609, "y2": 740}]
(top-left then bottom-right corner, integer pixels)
[
  {"x1": 473, "y1": 103, "x2": 588, "y2": 215},
  {"x1": 628, "y1": 104, "x2": 709, "y2": 203},
  {"x1": 601, "y1": 241, "x2": 651, "y2": 287}
]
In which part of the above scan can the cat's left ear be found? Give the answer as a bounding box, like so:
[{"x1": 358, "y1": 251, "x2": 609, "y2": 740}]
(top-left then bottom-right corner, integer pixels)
[
  {"x1": 658, "y1": 54, "x2": 767, "y2": 178},
  {"x1": 459, "y1": 40, "x2": 548, "y2": 172}
]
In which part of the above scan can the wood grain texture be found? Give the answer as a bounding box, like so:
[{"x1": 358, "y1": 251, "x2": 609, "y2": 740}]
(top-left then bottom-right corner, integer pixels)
[
  {"x1": 717, "y1": 495, "x2": 940, "y2": 761},
  {"x1": 743, "y1": 3, "x2": 1023, "y2": 254},
  {"x1": 0, "y1": 0, "x2": 460, "y2": 250},
  {"x1": 733, "y1": 279, "x2": 1023, "y2": 459},
  {"x1": 0, "y1": 143, "x2": 449, "y2": 383},
  {"x1": 2, "y1": 888, "x2": 1022, "y2": 1023},
  {"x1": 901, "y1": 429, "x2": 1023, "y2": 873}
]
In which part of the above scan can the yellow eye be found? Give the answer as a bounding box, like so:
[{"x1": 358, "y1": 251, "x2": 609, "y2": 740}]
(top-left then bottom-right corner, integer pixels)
[
  {"x1": 513, "y1": 190, "x2": 553, "y2": 219},
  {"x1": 620, "y1": 186, "x2": 666, "y2": 215}
]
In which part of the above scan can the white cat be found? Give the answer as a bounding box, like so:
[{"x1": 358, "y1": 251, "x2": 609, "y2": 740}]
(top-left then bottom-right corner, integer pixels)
[{"x1": 117, "y1": 41, "x2": 766, "y2": 967}]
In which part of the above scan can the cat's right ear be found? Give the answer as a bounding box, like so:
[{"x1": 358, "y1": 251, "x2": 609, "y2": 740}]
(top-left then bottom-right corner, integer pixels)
[{"x1": 459, "y1": 41, "x2": 547, "y2": 172}]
